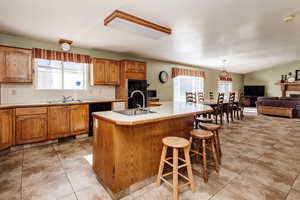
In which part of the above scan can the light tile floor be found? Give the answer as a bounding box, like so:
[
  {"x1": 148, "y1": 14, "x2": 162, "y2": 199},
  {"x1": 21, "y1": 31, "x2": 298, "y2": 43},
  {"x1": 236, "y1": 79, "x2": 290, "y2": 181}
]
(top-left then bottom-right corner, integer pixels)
[{"x1": 1, "y1": 114, "x2": 300, "y2": 200}]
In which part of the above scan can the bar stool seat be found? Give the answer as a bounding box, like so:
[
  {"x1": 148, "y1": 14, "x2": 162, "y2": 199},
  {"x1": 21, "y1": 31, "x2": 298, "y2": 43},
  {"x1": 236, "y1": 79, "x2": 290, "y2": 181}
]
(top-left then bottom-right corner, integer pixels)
[
  {"x1": 199, "y1": 123, "x2": 221, "y2": 131},
  {"x1": 162, "y1": 137, "x2": 189, "y2": 148},
  {"x1": 190, "y1": 129, "x2": 213, "y2": 139},
  {"x1": 157, "y1": 136, "x2": 194, "y2": 200}
]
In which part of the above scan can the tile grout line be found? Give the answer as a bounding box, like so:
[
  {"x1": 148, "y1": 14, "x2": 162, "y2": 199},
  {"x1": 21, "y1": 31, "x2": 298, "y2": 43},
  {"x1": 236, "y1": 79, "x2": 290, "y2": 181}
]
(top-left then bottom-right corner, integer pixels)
[
  {"x1": 284, "y1": 173, "x2": 300, "y2": 200},
  {"x1": 51, "y1": 143, "x2": 79, "y2": 200},
  {"x1": 207, "y1": 118, "x2": 279, "y2": 200},
  {"x1": 20, "y1": 149, "x2": 24, "y2": 200}
]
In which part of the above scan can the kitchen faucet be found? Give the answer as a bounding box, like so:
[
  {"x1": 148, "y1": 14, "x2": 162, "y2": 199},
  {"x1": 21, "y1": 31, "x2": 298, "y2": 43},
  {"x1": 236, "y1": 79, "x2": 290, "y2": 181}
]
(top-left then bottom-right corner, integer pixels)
[
  {"x1": 130, "y1": 90, "x2": 145, "y2": 109},
  {"x1": 62, "y1": 95, "x2": 73, "y2": 103}
]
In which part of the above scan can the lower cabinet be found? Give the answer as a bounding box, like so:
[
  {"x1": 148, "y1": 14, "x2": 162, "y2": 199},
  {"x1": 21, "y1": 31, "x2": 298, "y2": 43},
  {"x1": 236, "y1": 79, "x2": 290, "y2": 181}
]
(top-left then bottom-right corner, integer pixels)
[
  {"x1": 48, "y1": 104, "x2": 89, "y2": 139},
  {"x1": 48, "y1": 106, "x2": 70, "y2": 139},
  {"x1": 0, "y1": 109, "x2": 13, "y2": 151},
  {"x1": 70, "y1": 104, "x2": 89, "y2": 135},
  {"x1": 16, "y1": 114, "x2": 47, "y2": 145}
]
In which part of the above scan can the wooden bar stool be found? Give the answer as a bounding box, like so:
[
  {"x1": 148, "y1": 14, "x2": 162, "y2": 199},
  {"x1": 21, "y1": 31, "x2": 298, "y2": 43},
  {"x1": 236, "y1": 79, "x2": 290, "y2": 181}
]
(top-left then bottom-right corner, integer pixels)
[
  {"x1": 199, "y1": 123, "x2": 222, "y2": 163},
  {"x1": 190, "y1": 129, "x2": 219, "y2": 183},
  {"x1": 157, "y1": 137, "x2": 194, "y2": 200}
]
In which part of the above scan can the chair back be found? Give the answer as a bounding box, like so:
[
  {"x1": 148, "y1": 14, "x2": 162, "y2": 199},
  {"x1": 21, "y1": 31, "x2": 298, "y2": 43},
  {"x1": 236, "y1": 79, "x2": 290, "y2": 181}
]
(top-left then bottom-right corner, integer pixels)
[
  {"x1": 217, "y1": 93, "x2": 225, "y2": 111},
  {"x1": 229, "y1": 92, "x2": 235, "y2": 104},
  {"x1": 228, "y1": 92, "x2": 235, "y2": 109},
  {"x1": 186, "y1": 92, "x2": 196, "y2": 103},
  {"x1": 209, "y1": 92, "x2": 214, "y2": 100},
  {"x1": 197, "y1": 92, "x2": 204, "y2": 103}
]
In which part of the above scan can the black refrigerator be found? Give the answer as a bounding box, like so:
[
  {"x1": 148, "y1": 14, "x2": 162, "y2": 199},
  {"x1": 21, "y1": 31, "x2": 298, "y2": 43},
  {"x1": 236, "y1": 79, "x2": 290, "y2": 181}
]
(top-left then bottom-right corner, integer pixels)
[{"x1": 128, "y1": 79, "x2": 147, "y2": 109}]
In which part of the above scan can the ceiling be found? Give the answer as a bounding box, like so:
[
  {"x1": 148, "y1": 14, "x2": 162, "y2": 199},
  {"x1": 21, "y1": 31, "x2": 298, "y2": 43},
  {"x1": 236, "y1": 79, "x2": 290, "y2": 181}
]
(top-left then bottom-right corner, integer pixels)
[{"x1": 0, "y1": 0, "x2": 299, "y2": 73}]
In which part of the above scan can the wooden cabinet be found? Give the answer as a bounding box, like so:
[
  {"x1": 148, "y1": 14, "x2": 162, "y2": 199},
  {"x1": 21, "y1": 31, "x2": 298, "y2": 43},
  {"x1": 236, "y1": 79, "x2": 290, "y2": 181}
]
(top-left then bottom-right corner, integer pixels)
[
  {"x1": 48, "y1": 104, "x2": 89, "y2": 139},
  {"x1": 124, "y1": 60, "x2": 146, "y2": 73},
  {"x1": 0, "y1": 46, "x2": 32, "y2": 83},
  {"x1": 70, "y1": 104, "x2": 89, "y2": 135},
  {"x1": 91, "y1": 58, "x2": 120, "y2": 85},
  {"x1": 116, "y1": 60, "x2": 147, "y2": 99},
  {"x1": 48, "y1": 106, "x2": 70, "y2": 139},
  {"x1": 0, "y1": 109, "x2": 13, "y2": 151},
  {"x1": 106, "y1": 60, "x2": 120, "y2": 85},
  {"x1": 123, "y1": 60, "x2": 146, "y2": 80},
  {"x1": 16, "y1": 114, "x2": 47, "y2": 145}
]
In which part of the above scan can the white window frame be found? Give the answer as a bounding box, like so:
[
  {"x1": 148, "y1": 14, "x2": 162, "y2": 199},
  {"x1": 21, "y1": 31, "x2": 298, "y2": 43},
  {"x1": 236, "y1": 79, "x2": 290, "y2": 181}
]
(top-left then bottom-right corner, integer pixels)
[
  {"x1": 35, "y1": 59, "x2": 88, "y2": 90},
  {"x1": 173, "y1": 75, "x2": 204, "y2": 102},
  {"x1": 218, "y1": 80, "x2": 232, "y2": 100}
]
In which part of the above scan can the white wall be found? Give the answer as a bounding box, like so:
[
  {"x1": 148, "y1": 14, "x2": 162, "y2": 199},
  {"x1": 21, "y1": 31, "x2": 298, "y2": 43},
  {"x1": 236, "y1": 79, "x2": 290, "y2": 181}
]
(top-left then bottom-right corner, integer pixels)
[{"x1": 0, "y1": 33, "x2": 245, "y2": 103}]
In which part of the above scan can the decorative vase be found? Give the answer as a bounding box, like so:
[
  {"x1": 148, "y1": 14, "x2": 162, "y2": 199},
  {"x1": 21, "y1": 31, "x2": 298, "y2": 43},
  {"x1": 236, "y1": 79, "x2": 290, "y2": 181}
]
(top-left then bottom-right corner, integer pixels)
[{"x1": 280, "y1": 75, "x2": 284, "y2": 83}]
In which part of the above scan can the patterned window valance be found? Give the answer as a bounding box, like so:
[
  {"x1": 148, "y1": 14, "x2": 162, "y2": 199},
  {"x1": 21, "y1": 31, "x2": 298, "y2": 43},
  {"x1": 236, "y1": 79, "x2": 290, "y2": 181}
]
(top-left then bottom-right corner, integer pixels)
[
  {"x1": 32, "y1": 48, "x2": 91, "y2": 64},
  {"x1": 172, "y1": 68, "x2": 205, "y2": 78}
]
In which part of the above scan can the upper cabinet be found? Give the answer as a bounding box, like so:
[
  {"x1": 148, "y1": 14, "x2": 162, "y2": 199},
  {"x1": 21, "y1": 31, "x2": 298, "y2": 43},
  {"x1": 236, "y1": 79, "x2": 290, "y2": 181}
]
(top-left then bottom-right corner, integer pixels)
[
  {"x1": 0, "y1": 46, "x2": 32, "y2": 83},
  {"x1": 122, "y1": 60, "x2": 146, "y2": 80},
  {"x1": 91, "y1": 58, "x2": 120, "y2": 85}
]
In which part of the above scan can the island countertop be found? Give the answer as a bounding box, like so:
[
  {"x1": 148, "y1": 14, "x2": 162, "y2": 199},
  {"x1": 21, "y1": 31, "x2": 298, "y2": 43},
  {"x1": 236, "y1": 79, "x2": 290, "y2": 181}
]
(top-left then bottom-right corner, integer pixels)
[{"x1": 93, "y1": 101, "x2": 213, "y2": 125}]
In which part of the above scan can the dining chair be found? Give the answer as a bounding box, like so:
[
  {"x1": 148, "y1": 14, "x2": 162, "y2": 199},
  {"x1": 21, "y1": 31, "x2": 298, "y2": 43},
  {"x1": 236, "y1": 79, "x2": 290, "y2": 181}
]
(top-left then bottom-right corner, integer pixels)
[
  {"x1": 197, "y1": 92, "x2": 204, "y2": 103},
  {"x1": 209, "y1": 92, "x2": 214, "y2": 100},
  {"x1": 186, "y1": 92, "x2": 197, "y2": 103},
  {"x1": 213, "y1": 93, "x2": 224, "y2": 124},
  {"x1": 234, "y1": 95, "x2": 245, "y2": 120},
  {"x1": 224, "y1": 92, "x2": 235, "y2": 123}
]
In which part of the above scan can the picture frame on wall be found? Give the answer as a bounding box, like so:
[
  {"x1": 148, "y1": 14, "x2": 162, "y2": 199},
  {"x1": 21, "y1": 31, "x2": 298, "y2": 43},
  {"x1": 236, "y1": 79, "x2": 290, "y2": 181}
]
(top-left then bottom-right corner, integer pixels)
[{"x1": 296, "y1": 70, "x2": 300, "y2": 81}]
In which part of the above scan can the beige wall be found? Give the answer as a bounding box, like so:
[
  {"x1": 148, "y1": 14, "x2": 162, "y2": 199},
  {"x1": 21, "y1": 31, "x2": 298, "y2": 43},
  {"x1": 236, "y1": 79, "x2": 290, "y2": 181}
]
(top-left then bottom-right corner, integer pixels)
[
  {"x1": 244, "y1": 61, "x2": 300, "y2": 97},
  {"x1": 0, "y1": 33, "x2": 244, "y2": 103}
]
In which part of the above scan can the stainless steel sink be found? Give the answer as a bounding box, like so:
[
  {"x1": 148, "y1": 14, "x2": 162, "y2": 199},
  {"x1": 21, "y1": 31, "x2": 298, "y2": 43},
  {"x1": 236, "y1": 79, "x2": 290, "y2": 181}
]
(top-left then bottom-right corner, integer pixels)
[
  {"x1": 114, "y1": 109, "x2": 156, "y2": 116},
  {"x1": 47, "y1": 99, "x2": 82, "y2": 104}
]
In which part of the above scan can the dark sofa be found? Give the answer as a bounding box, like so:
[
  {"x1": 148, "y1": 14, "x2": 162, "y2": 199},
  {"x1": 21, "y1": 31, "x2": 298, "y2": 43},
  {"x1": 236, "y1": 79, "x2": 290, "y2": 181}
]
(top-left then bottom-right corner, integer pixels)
[{"x1": 256, "y1": 96, "x2": 300, "y2": 118}]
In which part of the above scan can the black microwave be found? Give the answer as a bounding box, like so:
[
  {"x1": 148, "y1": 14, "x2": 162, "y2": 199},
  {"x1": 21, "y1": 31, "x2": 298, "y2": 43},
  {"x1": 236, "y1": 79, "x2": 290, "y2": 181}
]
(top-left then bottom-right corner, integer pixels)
[{"x1": 147, "y1": 90, "x2": 157, "y2": 98}]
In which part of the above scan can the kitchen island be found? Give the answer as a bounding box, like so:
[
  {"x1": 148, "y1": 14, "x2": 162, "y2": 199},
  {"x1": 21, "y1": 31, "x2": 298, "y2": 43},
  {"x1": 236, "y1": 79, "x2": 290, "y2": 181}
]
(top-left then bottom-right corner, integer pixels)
[{"x1": 92, "y1": 101, "x2": 213, "y2": 199}]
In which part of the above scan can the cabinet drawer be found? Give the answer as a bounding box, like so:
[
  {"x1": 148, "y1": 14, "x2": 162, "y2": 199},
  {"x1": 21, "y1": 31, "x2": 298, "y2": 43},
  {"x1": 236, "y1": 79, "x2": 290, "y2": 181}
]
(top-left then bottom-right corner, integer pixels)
[{"x1": 16, "y1": 107, "x2": 47, "y2": 116}]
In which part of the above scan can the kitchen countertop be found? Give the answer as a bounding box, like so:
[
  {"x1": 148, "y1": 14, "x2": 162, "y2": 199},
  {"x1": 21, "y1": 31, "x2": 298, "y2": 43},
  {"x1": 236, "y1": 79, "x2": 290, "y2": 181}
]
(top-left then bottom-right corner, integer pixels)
[
  {"x1": 0, "y1": 98, "x2": 126, "y2": 109},
  {"x1": 93, "y1": 101, "x2": 213, "y2": 125}
]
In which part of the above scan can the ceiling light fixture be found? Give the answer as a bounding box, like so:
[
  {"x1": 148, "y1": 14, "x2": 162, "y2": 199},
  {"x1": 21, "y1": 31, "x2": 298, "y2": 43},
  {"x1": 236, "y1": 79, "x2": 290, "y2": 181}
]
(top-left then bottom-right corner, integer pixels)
[
  {"x1": 282, "y1": 11, "x2": 298, "y2": 22},
  {"x1": 59, "y1": 39, "x2": 72, "y2": 51},
  {"x1": 104, "y1": 10, "x2": 171, "y2": 39},
  {"x1": 219, "y1": 60, "x2": 231, "y2": 81},
  {"x1": 283, "y1": 14, "x2": 296, "y2": 22}
]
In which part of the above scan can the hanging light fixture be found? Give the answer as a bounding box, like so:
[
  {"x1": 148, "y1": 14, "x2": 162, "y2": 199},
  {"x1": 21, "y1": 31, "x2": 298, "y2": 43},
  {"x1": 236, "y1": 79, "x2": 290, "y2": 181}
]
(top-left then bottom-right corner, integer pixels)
[{"x1": 219, "y1": 60, "x2": 231, "y2": 81}]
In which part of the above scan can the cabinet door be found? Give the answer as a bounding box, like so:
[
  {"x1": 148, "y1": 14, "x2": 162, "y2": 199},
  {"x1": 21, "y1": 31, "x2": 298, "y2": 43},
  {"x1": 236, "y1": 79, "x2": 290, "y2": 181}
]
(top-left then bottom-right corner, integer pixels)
[
  {"x1": 136, "y1": 62, "x2": 146, "y2": 73},
  {"x1": 16, "y1": 114, "x2": 47, "y2": 145},
  {"x1": 1, "y1": 47, "x2": 32, "y2": 83},
  {"x1": 106, "y1": 61, "x2": 120, "y2": 85},
  {"x1": 70, "y1": 104, "x2": 89, "y2": 135},
  {"x1": 125, "y1": 61, "x2": 138, "y2": 73},
  {"x1": 92, "y1": 59, "x2": 106, "y2": 85},
  {"x1": 48, "y1": 106, "x2": 70, "y2": 139},
  {"x1": 0, "y1": 109, "x2": 13, "y2": 150}
]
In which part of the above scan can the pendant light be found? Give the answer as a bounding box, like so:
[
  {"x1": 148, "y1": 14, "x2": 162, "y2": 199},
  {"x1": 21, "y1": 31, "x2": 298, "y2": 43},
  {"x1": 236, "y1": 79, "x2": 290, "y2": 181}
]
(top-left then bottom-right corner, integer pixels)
[{"x1": 219, "y1": 60, "x2": 231, "y2": 81}]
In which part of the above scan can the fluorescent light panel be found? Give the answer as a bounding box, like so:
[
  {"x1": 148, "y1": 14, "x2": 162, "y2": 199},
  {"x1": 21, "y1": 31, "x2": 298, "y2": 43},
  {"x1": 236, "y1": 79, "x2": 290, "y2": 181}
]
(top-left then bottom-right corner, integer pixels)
[{"x1": 104, "y1": 10, "x2": 171, "y2": 39}]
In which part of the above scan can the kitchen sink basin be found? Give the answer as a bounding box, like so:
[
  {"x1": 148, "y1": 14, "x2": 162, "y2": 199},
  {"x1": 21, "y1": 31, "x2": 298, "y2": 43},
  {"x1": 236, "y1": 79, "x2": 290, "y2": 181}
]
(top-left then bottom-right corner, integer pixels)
[
  {"x1": 114, "y1": 109, "x2": 156, "y2": 116},
  {"x1": 48, "y1": 99, "x2": 82, "y2": 104}
]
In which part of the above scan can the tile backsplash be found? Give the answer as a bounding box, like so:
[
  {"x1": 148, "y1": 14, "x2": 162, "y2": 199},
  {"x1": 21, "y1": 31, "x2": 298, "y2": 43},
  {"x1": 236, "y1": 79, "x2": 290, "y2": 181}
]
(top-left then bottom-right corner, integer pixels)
[{"x1": 0, "y1": 84, "x2": 115, "y2": 104}]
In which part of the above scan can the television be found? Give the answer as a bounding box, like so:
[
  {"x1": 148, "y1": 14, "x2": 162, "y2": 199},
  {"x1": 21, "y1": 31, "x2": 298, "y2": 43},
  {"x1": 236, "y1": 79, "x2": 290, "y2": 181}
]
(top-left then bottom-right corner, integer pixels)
[{"x1": 244, "y1": 85, "x2": 265, "y2": 96}]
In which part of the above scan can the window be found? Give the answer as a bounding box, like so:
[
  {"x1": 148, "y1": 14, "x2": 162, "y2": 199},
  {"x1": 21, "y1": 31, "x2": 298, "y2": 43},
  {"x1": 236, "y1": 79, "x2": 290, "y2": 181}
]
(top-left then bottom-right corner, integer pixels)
[
  {"x1": 36, "y1": 59, "x2": 87, "y2": 90},
  {"x1": 218, "y1": 81, "x2": 232, "y2": 100},
  {"x1": 173, "y1": 76, "x2": 204, "y2": 102}
]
